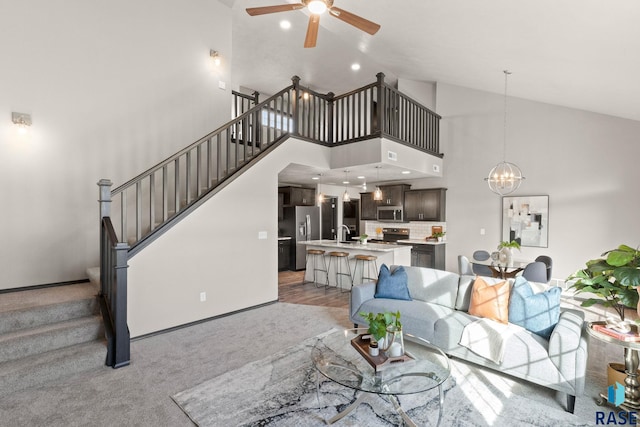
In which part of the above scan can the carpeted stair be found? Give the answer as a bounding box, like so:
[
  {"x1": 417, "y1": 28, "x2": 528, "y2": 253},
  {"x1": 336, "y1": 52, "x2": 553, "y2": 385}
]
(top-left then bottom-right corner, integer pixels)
[{"x1": 0, "y1": 281, "x2": 107, "y2": 398}]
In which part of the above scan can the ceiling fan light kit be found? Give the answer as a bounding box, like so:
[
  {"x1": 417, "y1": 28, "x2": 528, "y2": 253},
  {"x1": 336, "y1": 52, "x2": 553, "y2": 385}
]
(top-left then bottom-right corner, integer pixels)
[{"x1": 246, "y1": 0, "x2": 380, "y2": 48}]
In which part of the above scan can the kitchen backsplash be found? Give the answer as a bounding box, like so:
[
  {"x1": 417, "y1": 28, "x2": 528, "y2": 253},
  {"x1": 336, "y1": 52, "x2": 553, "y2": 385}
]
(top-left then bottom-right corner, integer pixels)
[{"x1": 363, "y1": 221, "x2": 446, "y2": 240}]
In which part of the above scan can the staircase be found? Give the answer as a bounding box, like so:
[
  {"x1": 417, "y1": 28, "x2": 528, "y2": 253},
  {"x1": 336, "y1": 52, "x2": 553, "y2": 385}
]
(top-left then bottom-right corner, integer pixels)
[{"x1": 0, "y1": 281, "x2": 107, "y2": 397}]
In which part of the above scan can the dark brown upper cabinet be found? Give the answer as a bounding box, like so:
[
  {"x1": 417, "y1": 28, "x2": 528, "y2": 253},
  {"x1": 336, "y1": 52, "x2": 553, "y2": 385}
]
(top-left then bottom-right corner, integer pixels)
[
  {"x1": 404, "y1": 188, "x2": 447, "y2": 221},
  {"x1": 279, "y1": 186, "x2": 316, "y2": 207}
]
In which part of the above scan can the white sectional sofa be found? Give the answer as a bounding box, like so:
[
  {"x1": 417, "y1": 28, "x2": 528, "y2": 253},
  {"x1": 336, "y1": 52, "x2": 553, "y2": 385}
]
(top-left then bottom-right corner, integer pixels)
[{"x1": 349, "y1": 266, "x2": 588, "y2": 413}]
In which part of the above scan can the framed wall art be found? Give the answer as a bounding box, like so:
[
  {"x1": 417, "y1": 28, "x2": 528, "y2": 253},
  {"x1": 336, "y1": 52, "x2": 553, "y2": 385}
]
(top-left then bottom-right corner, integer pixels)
[{"x1": 501, "y1": 195, "x2": 549, "y2": 248}]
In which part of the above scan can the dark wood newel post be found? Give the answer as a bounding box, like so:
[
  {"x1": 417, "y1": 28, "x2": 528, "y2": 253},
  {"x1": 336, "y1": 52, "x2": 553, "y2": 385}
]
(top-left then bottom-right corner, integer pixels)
[
  {"x1": 326, "y1": 92, "x2": 334, "y2": 144},
  {"x1": 112, "y1": 241, "x2": 130, "y2": 368},
  {"x1": 376, "y1": 72, "x2": 386, "y2": 134},
  {"x1": 291, "y1": 75, "x2": 300, "y2": 136}
]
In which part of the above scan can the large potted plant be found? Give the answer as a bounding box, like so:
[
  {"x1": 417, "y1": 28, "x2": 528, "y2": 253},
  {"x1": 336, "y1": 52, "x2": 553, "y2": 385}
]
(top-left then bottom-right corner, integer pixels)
[
  {"x1": 567, "y1": 244, "x2": 640, "y2": 321},
  {"x1": 567, "y1": 244, "x2": 640, "y2": 387}
]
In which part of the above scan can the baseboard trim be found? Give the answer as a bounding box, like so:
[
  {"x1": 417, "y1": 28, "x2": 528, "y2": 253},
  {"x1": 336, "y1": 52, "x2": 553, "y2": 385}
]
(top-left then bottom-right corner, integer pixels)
[
  {"x1": 131, "y1": 300, "x2": 279, "y2": 341},
  {"x1": 0, "y1": 278, "x2": 90, "y2": 294}
]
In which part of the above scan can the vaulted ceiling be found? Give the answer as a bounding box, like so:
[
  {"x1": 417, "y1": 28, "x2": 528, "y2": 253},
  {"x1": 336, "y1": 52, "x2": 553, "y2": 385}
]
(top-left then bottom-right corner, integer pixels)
[{"x1": 231, "y1": 0, "x2": 640, "y2": 123}]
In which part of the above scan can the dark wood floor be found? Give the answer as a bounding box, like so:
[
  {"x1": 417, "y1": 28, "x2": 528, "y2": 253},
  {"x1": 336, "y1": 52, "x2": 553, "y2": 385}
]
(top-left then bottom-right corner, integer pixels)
[{"x1": 278, "y1": 270, "x2": 350, "y2": 309}]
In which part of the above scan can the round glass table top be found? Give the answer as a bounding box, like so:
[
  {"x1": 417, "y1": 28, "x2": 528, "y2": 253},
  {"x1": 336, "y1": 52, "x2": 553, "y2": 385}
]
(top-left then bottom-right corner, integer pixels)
[{"x1": 311, "y1": 328, "x2": 450, "y2": 396}]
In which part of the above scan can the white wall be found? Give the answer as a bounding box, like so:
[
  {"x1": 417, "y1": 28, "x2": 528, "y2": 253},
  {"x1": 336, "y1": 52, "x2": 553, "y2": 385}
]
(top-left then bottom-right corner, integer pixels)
[
  {"x1": 128, "y1": 138, "x2": 330, "y2": 337},
  {"x1": 410, "y1": 83, "x2": 640, "y2": 280},
  {"x1": 0, "y1": 0, "x2": 232, "y2": 289},
  {"x1": 397, "y1": 79, "x2": 437, "y2": 111}
]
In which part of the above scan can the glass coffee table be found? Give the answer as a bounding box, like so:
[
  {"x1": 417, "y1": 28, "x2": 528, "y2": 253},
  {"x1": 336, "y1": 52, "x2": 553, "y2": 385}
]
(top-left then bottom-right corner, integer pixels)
[{"x1": 311, "y1": 328, "x2": 450, "y2": 426}]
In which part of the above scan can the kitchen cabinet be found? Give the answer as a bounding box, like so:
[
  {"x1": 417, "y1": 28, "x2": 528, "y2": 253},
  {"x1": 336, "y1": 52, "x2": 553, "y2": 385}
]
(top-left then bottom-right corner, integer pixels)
[
  {"x1": 404, "y1": 243, "x2": 445, "y2": 270},
  {"x1": 360, "y1": 184, "x2": 411, "y2": 220},
  {"x1": 278, "y1": 239, "x2": 292, "y2": 271},
  {"x1": 404, "y1": 188, "x2": 446, "y2": 221},
  {"x1": 378, "y1": 184, "x2": 411, "y2": 206},
  {"x1": 279, "y1": 186, "x2": 316, "y2": 206},
  {"x1": 360, "y1": 192, "x2": 378, "y2": 220}
]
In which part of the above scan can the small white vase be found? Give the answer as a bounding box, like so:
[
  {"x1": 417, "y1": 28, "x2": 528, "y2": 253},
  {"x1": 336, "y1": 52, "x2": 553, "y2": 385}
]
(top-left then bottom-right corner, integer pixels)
[{"x1": 499, "y1": 247, "x2": 513, "y2": 265}]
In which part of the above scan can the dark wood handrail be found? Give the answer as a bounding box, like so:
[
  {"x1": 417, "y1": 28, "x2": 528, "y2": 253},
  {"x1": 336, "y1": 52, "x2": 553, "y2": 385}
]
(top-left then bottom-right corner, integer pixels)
[{"x1": 97, "y1": 73, "x2": 442, "y2": 368}]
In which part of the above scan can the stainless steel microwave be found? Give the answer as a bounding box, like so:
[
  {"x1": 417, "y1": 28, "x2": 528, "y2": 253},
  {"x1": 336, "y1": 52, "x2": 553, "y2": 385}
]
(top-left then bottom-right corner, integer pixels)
[{"x1": 377, "y1": 206, "x2": 404, "y2": 222}]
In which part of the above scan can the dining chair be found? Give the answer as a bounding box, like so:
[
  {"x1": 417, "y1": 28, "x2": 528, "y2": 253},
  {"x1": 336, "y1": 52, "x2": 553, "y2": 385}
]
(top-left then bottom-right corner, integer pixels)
[
  {"x1": 471, "y1": 250, "x2": 493, "y2": 276},
  {"x1": 458, "y1": 255, "x2": 474, "y2": 276},
  {"x1": 522, "y1": 261, "x2": 548, "y2": 283},
  {"x1": 535, "y1": 255, "x2": 553, "y2": 282},
  {"x1": 473, "y1": 250, "x2": 491, "y2": 261}
]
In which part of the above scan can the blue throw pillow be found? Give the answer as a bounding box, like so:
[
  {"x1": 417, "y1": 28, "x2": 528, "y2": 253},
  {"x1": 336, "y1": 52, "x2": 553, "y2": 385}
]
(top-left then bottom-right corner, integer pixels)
[
  {"x1": 374, "y1": 264, "x2": 412, "y2": 301},
  {"x1": 508, "y1": 276, "x2": 561, "y2": 339}
]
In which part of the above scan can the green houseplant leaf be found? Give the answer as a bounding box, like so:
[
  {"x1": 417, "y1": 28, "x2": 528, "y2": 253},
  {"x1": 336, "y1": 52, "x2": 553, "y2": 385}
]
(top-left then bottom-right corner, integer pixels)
[
  {"x1": 568, "y1": 244, "x2": 640, "y2": 320},
  {"x1": 359, "y1": 310, "x2": 402, "y2": 341}
]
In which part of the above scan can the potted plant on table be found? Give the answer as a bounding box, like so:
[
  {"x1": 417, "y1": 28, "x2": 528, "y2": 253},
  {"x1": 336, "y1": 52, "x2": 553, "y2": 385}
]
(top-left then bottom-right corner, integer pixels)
[
  {"x1": 359, "y1": 310, "x2": 404, "y2": 357},
  {"x1": 359, "y1": 234, "x2": 369, "y2": 244},
  {"x1": 497, "y1": 240, "x2": 521, "y2": 264},
  {"x1": 567, "y1": 244, "x2": 640, "y2": 385},
  {"x1": 567, "y1": 244, "x2": 640, "y2": 321}
]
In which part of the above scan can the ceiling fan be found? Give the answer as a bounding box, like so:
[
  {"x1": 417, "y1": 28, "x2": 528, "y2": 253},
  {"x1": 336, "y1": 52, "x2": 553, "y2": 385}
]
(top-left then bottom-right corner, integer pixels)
[{"x1": 246, "y1": 0, "x2": 381, "y2": 48}]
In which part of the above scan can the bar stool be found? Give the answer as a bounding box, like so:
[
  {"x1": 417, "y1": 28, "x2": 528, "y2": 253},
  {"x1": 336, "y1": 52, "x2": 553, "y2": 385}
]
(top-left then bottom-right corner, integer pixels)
[
  {"x1": 303, "y1": 249, "x2": 328, "y2": 288},
  {"x1": 328, "y1": 251, "x2": 353, "y2": 293},
  {"x1": 353, "y1": 254, "x2": 378, "y2": 285}
]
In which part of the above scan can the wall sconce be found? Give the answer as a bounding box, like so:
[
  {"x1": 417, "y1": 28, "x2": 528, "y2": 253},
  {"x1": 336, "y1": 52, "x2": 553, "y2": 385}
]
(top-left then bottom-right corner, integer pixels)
[
  {"x1": 12, "y1": 112, "x2": 32, "y2": 134},
  {"x1": 210, "y1": 50, "x2": 221, "y2": 67}
]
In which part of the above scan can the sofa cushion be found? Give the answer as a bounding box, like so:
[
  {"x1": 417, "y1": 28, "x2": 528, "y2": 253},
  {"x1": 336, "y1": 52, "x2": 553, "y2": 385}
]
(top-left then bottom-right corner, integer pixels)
[
  {"x1": 396, "y1": 266, "x2": 460, "y2": 309},
  {"x1": 433, "y1": 312, "x2": 566, "y2": 389},
  {"x1": 468, "y1": 277, "x2": 510, "y2": 323},
  {"x1": 509, "y1": 276, "x2": 562, "y2": 339},
  {"x1": 455, "y1": 275, "x2": 507, "y2": 311},
  {"x1": 375, "y1": 264, "x2": 411, "y2": 300}
]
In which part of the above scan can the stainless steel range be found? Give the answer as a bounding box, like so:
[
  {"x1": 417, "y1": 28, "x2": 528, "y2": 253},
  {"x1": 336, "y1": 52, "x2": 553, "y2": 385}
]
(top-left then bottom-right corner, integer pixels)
[{"x1": 369, "y1": 227, "x2": 410, "y2": 245}]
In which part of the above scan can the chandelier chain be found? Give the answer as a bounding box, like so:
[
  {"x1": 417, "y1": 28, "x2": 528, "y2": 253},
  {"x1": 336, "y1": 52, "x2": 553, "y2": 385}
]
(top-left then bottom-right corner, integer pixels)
[{"x1": 503, "y1": 70, "x2": 511, "y2": 161}]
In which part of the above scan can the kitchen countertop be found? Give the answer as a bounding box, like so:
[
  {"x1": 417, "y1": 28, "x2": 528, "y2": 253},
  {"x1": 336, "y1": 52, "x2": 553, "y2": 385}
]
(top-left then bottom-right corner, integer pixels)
[
  {"x1": 277, "y1": 236, "x2": 292, "y2": 241},
  {"x1": 301, "y1": 240, "x2": 410, "y2": 253},
  {"x1": 398, "y1": 239, "x2": 447, "y2": 245}
]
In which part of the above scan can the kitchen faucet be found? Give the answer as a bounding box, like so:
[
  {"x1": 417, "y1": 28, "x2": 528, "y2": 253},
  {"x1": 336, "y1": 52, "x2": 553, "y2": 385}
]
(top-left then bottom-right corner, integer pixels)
[{"x1": 339, "y1": 224, "x2": 351, "y2": 242}]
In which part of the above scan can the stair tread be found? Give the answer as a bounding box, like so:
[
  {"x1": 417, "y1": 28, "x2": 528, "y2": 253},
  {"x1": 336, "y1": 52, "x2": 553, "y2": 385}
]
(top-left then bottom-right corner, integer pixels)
[
  {"x1": 0, "y1": 282, "x2": 98, "y2": 314},
  {"x1": 0, "y1": 314, "x2": 102, "y2": 343},
  {"x1": 0, "y1": 339, "x2": 107, "y2": 398},
  {"x1": 0, "y1": 315, "x2": 103, "y2": 364}
]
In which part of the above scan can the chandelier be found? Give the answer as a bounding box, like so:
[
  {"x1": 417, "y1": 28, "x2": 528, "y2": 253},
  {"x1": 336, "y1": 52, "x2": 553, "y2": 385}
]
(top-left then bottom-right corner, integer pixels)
[{"x1": 485, "y1": 70, "x2": 524, "y2": 195}]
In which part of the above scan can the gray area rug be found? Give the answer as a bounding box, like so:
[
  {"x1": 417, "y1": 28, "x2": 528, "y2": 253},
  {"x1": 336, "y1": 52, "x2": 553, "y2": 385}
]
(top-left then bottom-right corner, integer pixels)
[{"x1": 172, "y1": 330, "x2": 605, "y2": 426}]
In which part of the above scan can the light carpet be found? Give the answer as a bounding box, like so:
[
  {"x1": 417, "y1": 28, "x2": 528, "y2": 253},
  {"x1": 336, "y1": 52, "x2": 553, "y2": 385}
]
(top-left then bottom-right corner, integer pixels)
[{"x1": 172, "y1": 330, "x2": 607, "y2": 426}]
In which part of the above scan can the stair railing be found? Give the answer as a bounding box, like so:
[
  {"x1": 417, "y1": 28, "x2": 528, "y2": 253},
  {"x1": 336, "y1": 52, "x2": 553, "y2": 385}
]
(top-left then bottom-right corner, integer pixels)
[
  {"x1": 109, "y1": 84, "x2": 296, "y2": 254},
  {"x1": 98, "y1": 179, "x2": 130, "y2": 368},
  {"x1": 97, "y1": 73, "x2": 442, "y2": 368}
]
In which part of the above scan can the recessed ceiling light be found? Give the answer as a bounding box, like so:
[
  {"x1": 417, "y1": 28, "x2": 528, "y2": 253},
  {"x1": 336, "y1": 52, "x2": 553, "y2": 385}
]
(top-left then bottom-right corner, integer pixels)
[
  {"x1": 357, "y1": 175, "x2": 365, "y2": 179},
  {"x1": 311, "y1": 176, "x2": 320, "y2": 180},
  {"x1": 342, "y1": 181, "x2": 350, "y2": 184},
  {"x1": 401, "y1": 171, "x2": 411, "y2": 174},
  {"x1": 280, "y1": 20, "x2": 291, "y2": 30},
  {"x1": 351, "y1": 63, "x2": 361, "y2": 71}
]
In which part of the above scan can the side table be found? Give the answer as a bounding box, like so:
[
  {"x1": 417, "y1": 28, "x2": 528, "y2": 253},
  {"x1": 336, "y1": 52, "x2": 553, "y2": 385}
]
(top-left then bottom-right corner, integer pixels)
[{"x1": 587, "y1": 321, "x2": 640, "y2": 410}]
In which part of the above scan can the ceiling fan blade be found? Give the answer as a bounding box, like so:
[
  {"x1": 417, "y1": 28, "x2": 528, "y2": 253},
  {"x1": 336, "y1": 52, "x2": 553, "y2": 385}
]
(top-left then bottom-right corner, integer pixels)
[
  {"x1": 304, "y1": 14, "x2": 320, "y2": 48},
  {"x1": 246, "y1": 3, "x2": 305, "y2": 16},
  {"x1": 329, "y1": 7, "x2": 380, "y2": 35}
]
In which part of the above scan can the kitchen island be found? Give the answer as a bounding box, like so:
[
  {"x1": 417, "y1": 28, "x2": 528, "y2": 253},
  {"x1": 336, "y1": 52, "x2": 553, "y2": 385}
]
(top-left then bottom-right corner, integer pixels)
[{"x1": 300, "y1": 240, "x2": 411, "y2": 289}]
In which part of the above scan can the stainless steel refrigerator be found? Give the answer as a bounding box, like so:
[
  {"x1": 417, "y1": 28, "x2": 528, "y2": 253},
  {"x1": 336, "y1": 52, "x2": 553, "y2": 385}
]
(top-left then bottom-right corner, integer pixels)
[{"x1": 280, "y1": 206, "x2": 320, "y2": 270}]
